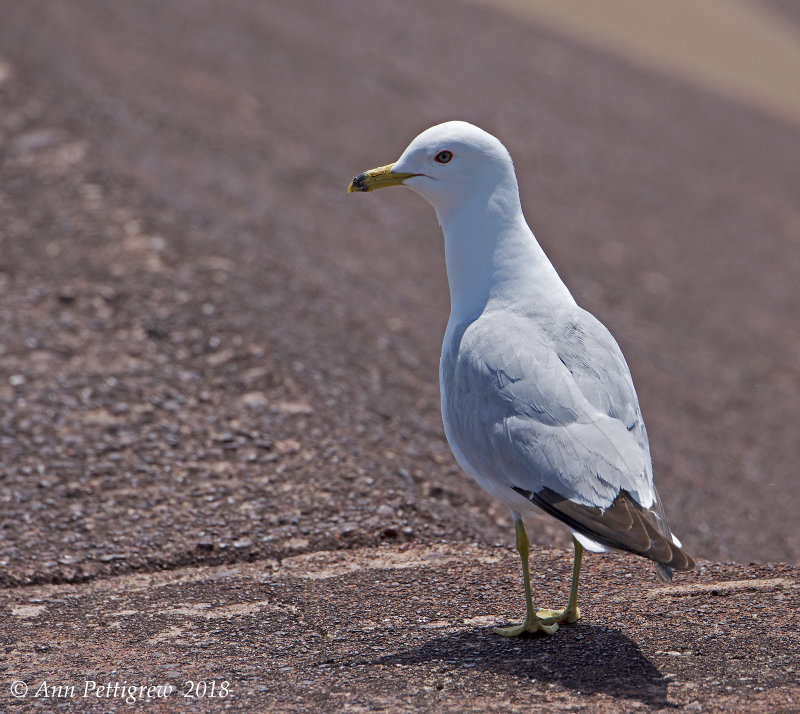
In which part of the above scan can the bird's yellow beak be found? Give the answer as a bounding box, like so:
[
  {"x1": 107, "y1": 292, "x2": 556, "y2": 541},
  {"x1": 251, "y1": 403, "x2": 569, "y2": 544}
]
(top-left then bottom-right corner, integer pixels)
[{"x1": 347, "y1": 163, "x2": 419, "y2": 193}]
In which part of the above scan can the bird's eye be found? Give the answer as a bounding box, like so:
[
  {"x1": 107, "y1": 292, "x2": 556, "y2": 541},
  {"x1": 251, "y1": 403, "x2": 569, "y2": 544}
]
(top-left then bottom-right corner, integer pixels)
[{"x1": 435, "y1": 150, "x2": 453, "y2": 164}]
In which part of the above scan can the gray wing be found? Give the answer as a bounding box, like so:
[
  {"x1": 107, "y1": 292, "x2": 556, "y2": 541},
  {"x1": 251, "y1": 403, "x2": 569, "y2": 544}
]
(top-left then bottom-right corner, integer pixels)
[
  {"x1": 441, "y1": 304, "x2": 693, "y2": 573},
  {"x1": 443, "y1": 304, "x2": 654, "y2": 510}
]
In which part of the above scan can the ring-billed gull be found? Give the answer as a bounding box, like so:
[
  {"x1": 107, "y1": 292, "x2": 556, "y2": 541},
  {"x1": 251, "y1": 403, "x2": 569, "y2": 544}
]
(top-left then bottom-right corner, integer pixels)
[{"x1": 348, "y1": 121, "x2": 694, "y2": 636}]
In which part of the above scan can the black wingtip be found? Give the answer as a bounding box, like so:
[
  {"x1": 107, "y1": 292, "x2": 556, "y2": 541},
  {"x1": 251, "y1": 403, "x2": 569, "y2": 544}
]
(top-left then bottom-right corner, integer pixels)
[{"x1": 517, "y1": 486, "x2": 696, "y2": 573}]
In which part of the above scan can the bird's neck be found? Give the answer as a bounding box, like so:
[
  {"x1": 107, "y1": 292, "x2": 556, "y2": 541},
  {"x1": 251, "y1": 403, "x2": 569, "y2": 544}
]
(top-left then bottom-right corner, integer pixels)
[{"x1": 438, "y1": 186, "x2": 573, "y2": 323}]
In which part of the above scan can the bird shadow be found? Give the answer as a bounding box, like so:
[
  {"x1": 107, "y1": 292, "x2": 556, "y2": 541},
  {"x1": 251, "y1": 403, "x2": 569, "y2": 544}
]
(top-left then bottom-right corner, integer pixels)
[{"x1": 366, "y1": 623, "x2": 671, "y2": 707}]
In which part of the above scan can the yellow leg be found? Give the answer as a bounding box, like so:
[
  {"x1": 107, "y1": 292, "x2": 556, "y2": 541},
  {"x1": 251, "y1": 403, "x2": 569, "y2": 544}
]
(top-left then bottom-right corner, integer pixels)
[
  {"x1": 535, "y1": 536, "x2": 584, "y2": 624},
  {"x1": 493, "y1": 517, "x2": 559, "y2": 636}
]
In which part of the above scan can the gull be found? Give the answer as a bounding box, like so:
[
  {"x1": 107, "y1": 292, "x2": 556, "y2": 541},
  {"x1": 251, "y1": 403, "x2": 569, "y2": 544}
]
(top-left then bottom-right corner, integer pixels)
[{"x1": 348, "y1": 121, "x2": 694, "y2": 636}]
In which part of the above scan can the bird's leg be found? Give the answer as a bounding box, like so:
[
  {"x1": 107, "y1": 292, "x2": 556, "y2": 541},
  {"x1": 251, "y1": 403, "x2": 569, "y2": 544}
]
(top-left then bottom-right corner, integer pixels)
[
  {"x1": 535, "y1": 536, "x2": 583, "y2": 624},
  {"x1": 493, "y1": 517, "x2": 559, "y2": 636}
]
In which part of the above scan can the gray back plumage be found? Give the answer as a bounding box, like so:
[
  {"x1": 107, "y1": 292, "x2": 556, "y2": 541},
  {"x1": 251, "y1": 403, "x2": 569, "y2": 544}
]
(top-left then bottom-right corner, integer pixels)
[{"x1": 442, "y1": 299, "x2": 653, "y2": 509}]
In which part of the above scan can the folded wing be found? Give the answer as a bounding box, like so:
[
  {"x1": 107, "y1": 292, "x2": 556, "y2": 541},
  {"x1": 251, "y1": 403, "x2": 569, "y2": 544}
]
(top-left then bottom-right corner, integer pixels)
[{"x1": 442, "y1": 304, "x2": 694, "y2": 573}]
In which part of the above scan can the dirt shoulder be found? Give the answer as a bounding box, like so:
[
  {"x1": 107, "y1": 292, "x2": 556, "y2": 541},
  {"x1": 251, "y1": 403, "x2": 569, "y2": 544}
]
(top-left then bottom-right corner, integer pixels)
[{"x1": 1, "y1": 1, "x2": 799, "y2": 578}]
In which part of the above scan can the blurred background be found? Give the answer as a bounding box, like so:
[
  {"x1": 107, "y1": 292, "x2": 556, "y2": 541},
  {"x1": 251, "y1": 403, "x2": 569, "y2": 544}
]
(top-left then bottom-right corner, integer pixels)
[{"x1": 1, "y1": 0, "x2": 798, "y2": 588}]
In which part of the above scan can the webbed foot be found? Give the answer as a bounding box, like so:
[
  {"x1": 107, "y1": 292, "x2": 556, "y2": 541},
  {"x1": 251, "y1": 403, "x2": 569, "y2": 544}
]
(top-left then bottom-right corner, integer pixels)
[{"x1": 535, "y1": 605, "x2": 581, "y2": 624}]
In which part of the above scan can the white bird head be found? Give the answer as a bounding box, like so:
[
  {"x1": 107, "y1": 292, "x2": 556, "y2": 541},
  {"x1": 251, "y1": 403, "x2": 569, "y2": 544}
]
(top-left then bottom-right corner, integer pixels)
[{"x1": 348, "y1": 121, "x2": 520, "y2": 222}]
